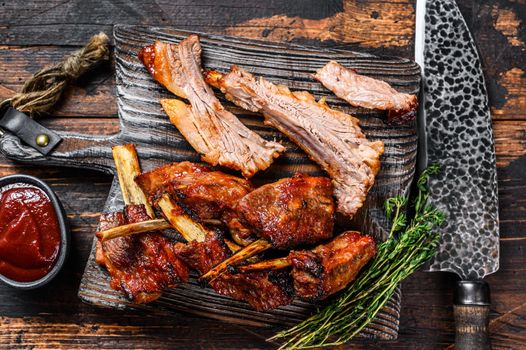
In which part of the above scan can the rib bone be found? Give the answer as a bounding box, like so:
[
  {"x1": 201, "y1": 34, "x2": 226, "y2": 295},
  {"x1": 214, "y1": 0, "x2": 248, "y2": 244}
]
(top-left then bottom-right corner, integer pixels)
[
  {"x1": 200, "y1": 239, "x2": 272, "y2": 281},
  {"x1": 112, "y1": 144, "x2": 154, "y2": 217},
  {"x1": 97, "y1": 219, "x2": 172, "y2": 242}
]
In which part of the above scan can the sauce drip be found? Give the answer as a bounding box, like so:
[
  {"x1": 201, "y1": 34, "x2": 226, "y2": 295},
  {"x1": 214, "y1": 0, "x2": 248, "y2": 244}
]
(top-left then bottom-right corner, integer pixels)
[{"x1": 0, "y1": 186, "x2": 61, "y2": 282}]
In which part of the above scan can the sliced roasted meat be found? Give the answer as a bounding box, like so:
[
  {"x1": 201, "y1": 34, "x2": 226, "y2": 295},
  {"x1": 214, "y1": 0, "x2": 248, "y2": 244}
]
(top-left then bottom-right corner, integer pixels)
[
  {"x1": 236, "y1": 173, "x2": 335, "y2": 249},
  {"x1": 314, "y1": 61, "x2": 418, "y2": 124},
  {"x1": 210, "y1": 270, "x2": 293, "y2": 311},
  {"x1": 207, "y1": 66, "x2": 384, "y2": 217},
  {"x1": 139, "y1": 35, "x2": 285, "y2": 177},
  {"x1": 288, "y1": 231, "x2": 376, "y2": 301},
  {"x1": 96, "y1": 204, "x2": 189, "y2": 304},
  {"x1": 135, "y1": 161, "x2": 253, "y2": 224}
]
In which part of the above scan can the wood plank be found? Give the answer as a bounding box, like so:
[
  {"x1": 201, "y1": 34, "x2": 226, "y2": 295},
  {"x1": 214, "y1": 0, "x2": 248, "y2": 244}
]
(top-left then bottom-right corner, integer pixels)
[
  {"x1": 1, "y1": 252, "x2": 524, "y2": 350},
  {"x1": 0, "y1": 0, "x2": 389, "y2": 48},
  {"x1": 1, "y1": 1, "x2": 523, "y2": 124},
  {"x1": 0, "y1": 165, "x2": 523, "y2": 347},
  {"x1": 491, "y1": 68, "x2": 526, "y2": 121},
  {"x1": 494, "y1": 120, "x2": 526, "y2": 168},
  {"x1": 224, "y1": 0, "x2": 416, "y2": 52}
]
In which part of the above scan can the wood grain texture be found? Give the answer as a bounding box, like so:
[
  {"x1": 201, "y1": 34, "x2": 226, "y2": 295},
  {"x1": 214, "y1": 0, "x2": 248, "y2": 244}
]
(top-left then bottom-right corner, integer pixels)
[
  {"x1": 0, "y1": 0, "x2": 525, "y2": 349},
  {"x1": 66, "y1": 25, "x2": 421, "y2": 339}
]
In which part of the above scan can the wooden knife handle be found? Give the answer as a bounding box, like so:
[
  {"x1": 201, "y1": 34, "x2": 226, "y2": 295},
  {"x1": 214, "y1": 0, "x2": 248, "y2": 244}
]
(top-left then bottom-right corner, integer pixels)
[{"x1": 454, "y1": 280, "x2": 491, "y2": 350}]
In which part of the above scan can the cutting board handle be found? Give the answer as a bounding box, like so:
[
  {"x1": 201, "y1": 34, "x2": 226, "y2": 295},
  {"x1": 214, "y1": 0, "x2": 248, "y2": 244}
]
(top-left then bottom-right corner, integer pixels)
[
  {"x1": 453, "y1": 280, "x2": 491, "y2": 350},
  {"x1": 0, "y1": 130, "x2": 119, "y2": 175}
]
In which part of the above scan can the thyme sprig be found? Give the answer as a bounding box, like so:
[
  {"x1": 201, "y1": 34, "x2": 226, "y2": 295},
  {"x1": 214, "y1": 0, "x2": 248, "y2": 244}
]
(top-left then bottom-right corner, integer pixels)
[{"x1": 270, "y1": 164, "x2": 444, "y2": 349}]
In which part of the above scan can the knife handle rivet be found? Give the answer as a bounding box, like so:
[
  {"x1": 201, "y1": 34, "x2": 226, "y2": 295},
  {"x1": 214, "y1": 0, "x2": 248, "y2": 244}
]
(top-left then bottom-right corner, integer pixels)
[{"x1": 36, "y1": 134, "x2": 50, "y2": 147}]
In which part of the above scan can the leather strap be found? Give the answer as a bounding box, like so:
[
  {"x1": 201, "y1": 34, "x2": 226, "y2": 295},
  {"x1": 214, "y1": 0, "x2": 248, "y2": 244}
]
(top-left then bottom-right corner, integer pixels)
[{"x1": 0, "y1": 105, "x2": 62, "y2": 155}]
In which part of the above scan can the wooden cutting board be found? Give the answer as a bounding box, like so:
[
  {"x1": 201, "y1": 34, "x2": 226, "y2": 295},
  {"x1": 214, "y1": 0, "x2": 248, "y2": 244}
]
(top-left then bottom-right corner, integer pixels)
[{"x1": 0, "y1": 25, "x2": 420, "y2": 340}]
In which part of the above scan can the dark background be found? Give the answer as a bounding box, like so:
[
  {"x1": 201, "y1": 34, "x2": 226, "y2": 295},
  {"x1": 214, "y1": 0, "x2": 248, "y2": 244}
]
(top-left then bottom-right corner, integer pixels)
[{"x1": 0, "y1": 1, "x2": 524, "y2": 349}]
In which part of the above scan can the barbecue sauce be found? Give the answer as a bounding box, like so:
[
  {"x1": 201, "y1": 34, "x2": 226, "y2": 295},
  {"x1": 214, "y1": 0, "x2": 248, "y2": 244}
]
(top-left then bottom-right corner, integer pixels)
[{"x1": 0, "y1": 185, "x2": 61, "y2": 282}]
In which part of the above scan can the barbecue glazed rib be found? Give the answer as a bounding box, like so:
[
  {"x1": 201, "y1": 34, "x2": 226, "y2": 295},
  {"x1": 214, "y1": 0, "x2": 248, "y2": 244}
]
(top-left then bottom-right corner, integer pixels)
[
  {"x1": 288, "y1": 231, "x2": 376, "y2": 301},
  {"x1": 175, "y1": 232, "x2": 293, "y2": 310},
  {"x1": 236, "y1": 173, "x2": 335, "y2": 249},
  {"x1": 135, "y1": 161, "x2": 253, "y2": 225},
  {"x1": 139, "y1": 35, "x2": 285, "y2": 177},
  {"x1": 156, "y1": 193, "x2": 293, "y2": 311},
  {"x1": 200, "y1": 173, "x2": 335, "y2": 281},
  {"x1": 314, "y1": 61, "x2": 418, "y2": 124},
  {"x1": 173, "y1": 228, "x2": 292, "y2": 311},
  {"x1": 210, "y1": 270, "x2": 293, "y2": 311},
  {"x1": 174, "y1": 231, "x2": 231, "y2": 275},
  {"x1": 96, "y1": 205, "x2": 189, "y2": 304},
  {"x1": 206, "y1": 66, "x2": 384, "y2": 217}
]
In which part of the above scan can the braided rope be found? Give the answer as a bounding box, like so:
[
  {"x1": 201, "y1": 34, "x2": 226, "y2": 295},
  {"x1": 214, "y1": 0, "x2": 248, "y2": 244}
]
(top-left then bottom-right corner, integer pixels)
[{"x1": 2, "y1": 32, "x2": 110, "y2": 115}]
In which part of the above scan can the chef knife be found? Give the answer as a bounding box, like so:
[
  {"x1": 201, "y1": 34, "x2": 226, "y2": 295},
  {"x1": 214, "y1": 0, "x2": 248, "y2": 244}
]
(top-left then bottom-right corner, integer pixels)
[{"x1": 414, "y1": 0, "x2": 499, "y2": 349}]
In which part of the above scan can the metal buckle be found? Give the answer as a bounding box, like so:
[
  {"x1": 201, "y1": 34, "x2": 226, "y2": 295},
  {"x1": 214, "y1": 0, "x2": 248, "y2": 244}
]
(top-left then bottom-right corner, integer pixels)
[{"x1": 0, "y1": 104, "x2": 62, "y2": 155}]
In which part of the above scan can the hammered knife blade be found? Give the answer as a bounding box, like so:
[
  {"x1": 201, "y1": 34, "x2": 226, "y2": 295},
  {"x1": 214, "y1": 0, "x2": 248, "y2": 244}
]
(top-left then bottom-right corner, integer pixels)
[{"x1": 415, "y1": 1, "x2": 500, "y2": 349}]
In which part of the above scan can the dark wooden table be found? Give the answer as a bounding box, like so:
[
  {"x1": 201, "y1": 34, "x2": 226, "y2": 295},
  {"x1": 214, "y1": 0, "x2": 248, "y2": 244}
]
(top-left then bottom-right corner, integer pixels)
[{"x1": 1, "y1": 1, "x2": 524, "y2": 349}]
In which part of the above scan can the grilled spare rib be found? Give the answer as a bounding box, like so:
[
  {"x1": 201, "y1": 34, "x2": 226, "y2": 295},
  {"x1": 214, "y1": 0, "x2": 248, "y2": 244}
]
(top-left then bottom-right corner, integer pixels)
[
  {"x1": 155, "y1": 194, "x2": 293, "y2": 311},
  {"x1": 174, "y1": 231, "x2": 292, "y2": 311},
  {"x1": 210, "y1": 270, "x2": 293, "y2": 311},
  {"x1": 314, "y1": 61, "x2": 418, "y2": 124},
  {"x1": 176, "y1": 232, "x2": 293, "y2": 311},
  {"x1": 236, "y1": 173, "x2": 335, "y2": 249},
  {"x1": 139, "y1": 35, "x2": 285, "y2": 178},
  {"x1": 135, "y1": 161, "x2": 253, "y2": 225},
  {"x1": 288, "y1": 231, "x2": 376, "y2": 301},
  {"x1": 200, "y1": 173, "x2": 336, "y2": 281},
  {"x1": 174, "y1": 232, "x2": 231, "y2": 275},
  {"x1": 95, "y1": 205, "x2": 189, "y2": 304},
  {"x1": 206, "y1": 66, "x2": 384, "y2": 217},
  {"x1": 172, "y1": 225, "x2": 292, "y2": 311}
]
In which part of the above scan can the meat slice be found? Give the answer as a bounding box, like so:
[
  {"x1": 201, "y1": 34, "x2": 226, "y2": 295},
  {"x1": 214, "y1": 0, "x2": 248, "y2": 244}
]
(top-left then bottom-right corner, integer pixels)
[
  {"x1": 236, "y1": 173, "x2": 335, "y2": 249},
  {"x1": 207, "y1": 66, "x2": 384, "y2": 217},
  {"x1": 139, "y1": 35, "x2": 285, "y2": 177},
  {"x1": 96, "y1": 205, "x2": 189, "y2": 304},
  {"x1": 288, "y1": 231, "x2": 376, "y2": 301},
  {"x1": 210, "y1": 270, "x2": 293, "y2": 311},
  {"x1": 314, "y1": 61, "x2": 417, "y2": 124},
  {"x1": 135, "y1": 161, "x2": 253, "y2": 225}
]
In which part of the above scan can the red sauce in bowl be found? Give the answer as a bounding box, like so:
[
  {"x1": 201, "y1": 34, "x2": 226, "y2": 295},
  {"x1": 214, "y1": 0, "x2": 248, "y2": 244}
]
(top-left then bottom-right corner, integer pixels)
[{"x1": 0, "y1": 185, "x2": 61, "y2": 282}]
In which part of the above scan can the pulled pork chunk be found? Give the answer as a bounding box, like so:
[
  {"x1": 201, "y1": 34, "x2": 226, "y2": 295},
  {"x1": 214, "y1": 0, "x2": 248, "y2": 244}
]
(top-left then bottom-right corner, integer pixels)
[
  {"x1": 139, "y1": 35, "x2": 285, "y2": 177},
  {"x1": 314, "y1": 60, "x2": 417, "y2": 124},
  {"x1": 207, "y1": 66, "x2": 384, "y2": 217}
]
